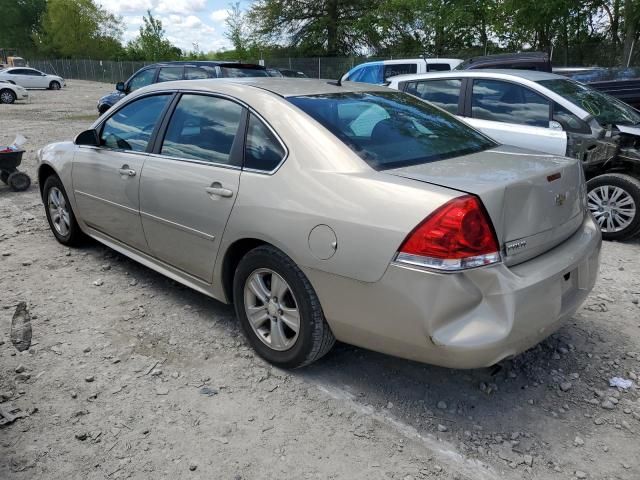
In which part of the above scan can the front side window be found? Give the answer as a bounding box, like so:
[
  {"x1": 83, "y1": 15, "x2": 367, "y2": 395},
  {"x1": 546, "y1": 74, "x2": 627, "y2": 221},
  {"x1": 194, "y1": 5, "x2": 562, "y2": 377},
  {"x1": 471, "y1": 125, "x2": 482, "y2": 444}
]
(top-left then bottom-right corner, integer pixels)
[
  {"x1": 288, "y1": 91, "x2": 496, "y2": 170},
  {"x1": 128, "y1": 69, "x2": 156, "y2": 92},
  {"x1": 100, "y1": 94, "x2": 170, "y2": 151},
  {"x1": 161, "y1": 94, "x2": 244, "y2": 164},
  {"x1": 538, "y1": 78, "x2": 640, "y2": 126},
  {"x1": 157, "y1": 67, "x2": 184, "y2": 82},
  {"x1": 244, "y1": 114, "x2": 286, "y2": 171},
  {"x1": 553, "y1": 102, "x2": 589, "y2": 133},
  {"x1": 472, "y1": 79, "x2": 550, "y2": 127},
  {"x1": 349, "y1": 65, "x2": 384, "y2": 84},
  {"x1": 383, "y1": 63, "x2": 417, "y2": 80},
  {"x1": 405, "y1": 79, "x2": 461, "y2": 114},
  {"x1": 25, "y1": 69, "x2": 42, "y2": 76}
]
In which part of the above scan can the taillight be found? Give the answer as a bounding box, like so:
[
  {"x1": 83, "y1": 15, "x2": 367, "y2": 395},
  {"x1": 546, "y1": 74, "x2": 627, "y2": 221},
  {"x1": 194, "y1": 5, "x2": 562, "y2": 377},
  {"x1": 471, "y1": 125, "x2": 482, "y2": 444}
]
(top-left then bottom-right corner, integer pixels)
[{"x1": 395, "y1": 195, "x2": 501, "y2": 271}]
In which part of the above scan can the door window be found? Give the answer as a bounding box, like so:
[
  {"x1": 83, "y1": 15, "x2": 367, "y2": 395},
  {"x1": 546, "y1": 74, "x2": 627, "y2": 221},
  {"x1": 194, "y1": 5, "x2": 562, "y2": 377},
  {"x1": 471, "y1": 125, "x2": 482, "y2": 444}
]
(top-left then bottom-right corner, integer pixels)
[
  {"x1": 100, "y1": 94, "x2": 170, "y2": 152},
  {"x1": 128, "y1": 69, "x2": 156, "y2": 92},
  {"x1": 349, "y1": 65, "x2": 383, "y2": 84},
  {"x1": 160, "y1": 94, "x2": 243, "y2": 165},
  {"x1": 244, "y1": 114, "x2": 286, "y2": 171},
  {"x1": 157, "y1": 66, "x2": 184, "y2": 82},
  {"x1": 383, "y1": 63, "x2": 417, "y2": 80},
  {"x1": 24, "y1": 69, "x2": 42, "y2": 76},
  {"x1": 472, "y1": 79, "x2": 550, "y2": 127},
  {"x1": 427, "y1": 63, "x2": 452, "y2": 72},
  {"x1": 405, "y1": 79, "x2": 461, "y2": 114},
  {"x1": 553, "y1": 102, "x2": 590, "y2": 133}
]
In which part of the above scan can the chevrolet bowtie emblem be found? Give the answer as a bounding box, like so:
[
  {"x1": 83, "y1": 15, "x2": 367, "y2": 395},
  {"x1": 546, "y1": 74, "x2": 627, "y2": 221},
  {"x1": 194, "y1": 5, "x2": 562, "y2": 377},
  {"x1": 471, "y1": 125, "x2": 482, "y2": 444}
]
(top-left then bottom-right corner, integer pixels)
[{"x1": 555, "y1": 193, "x2": 567, "y2": 206}]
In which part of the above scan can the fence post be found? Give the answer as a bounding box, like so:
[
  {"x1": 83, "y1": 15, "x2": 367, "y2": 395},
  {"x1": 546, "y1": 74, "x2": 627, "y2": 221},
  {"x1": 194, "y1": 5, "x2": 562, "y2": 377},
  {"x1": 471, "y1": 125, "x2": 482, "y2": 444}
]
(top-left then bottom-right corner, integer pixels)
[{"x1": 318, "y1": 57, "x2": 321, "y2": 78}]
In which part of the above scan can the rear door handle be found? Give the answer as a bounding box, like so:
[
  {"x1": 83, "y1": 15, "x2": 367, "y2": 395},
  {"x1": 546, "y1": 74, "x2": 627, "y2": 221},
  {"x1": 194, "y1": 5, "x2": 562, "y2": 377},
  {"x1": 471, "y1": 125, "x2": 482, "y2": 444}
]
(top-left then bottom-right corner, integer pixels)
[
  {"x1": 118, "y1": 165, "x2": 136, "y2": 177},
  {"x1": 205, "y1": 182, "x2": 233, "y2": 198}
]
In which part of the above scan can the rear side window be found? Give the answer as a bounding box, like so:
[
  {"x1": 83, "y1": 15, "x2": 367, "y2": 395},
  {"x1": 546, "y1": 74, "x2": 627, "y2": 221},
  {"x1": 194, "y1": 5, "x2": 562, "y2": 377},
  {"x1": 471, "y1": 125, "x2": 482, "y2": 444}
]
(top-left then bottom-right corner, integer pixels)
[
  {"x1": 288, "y1": 91, "x2": 496, "y2": 170},
  {"x1": 349, "y1": 65, "x2": 383, "y2": 84},
  {"x1": 185, "y1": 67, "x2": 214, "y2": 80},
  {"x1": 244, "y1": 114, "x2": 286, "y2": 171},
  {"x1": 160, "y1": 94, "x2": 243, "y2": 164},
  {"x1": 471, "y1": 79, "x2": 550, "y2": 127},
  {"x1": 157, "y1": 67, "x2": 184, "y2": 82},
  {"x1": 128, "y1": 69, "x2": 156, "y2": 91},
  {"x1": 405, "y1": 79, "x2": 461, "y2": 114},
  {"x1": 219, "y1": 67, "x2": 269, "y2": 78},
  {"x1": 101, "y1": 94, "x2": 170, "y2": 152},
  {"x1": 427, "y1": 63, "x2": 452, "y2": 72},
  {"x1": 383, "y1": 63, "x2": 417, "y2": 80}
]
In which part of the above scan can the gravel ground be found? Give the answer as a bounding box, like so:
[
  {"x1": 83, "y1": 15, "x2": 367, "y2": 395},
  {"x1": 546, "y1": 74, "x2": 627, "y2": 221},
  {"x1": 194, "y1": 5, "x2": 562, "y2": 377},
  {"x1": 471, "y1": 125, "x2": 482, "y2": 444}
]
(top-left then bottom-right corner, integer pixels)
[{"x1": 1, "y1": 80, "x2": 640, "y2": 480}]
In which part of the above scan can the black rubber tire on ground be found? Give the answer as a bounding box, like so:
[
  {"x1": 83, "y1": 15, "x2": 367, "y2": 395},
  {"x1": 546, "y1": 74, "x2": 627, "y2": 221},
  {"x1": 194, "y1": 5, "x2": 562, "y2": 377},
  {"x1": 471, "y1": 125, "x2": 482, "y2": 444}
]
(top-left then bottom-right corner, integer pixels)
[
  {"x1": 587, "y1": 173, "x2": 640, "y2": 241},
  {"x1": 49, "y1": 81, "x2": 61, "y2": 90},
  {"x1": 233, "y1": 245, "x2": 335, "y2": 368},
  {"x1": 42, "y1": 175, "x2": 85, "y2": 246},
  {"x1": 0, "y1": 88, "x2": 16, "y2": 104},
  {"x1": 7, "y1": 171, "x2": 31, "y2": 191}
]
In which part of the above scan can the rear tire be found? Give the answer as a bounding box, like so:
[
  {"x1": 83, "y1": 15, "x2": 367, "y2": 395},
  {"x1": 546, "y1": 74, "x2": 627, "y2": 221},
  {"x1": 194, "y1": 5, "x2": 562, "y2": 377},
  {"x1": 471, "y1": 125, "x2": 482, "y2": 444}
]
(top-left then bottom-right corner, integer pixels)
[
  {"x1": 49, "y1": 81, "x2": 61, "y2": 90},
  {"x1": 0, "y1": 89, "x2": 16, "y2": 104},
  {"x1": 233, "y1": 245, "x2": 335, "y2": 368},
  {"x1": 587, "y1": 173, "x2": 640, "y2": 241},
  {"x1": 43, "y1": 175, "x2": 85, "y2": 246}
]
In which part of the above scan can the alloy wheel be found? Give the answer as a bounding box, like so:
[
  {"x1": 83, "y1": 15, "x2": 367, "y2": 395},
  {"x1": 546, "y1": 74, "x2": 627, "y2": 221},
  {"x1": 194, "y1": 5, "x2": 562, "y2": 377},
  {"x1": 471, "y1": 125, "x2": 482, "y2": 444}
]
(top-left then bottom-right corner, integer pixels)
[
  {"x1": 48, "y1": 187, "x2": 71, "y2": 237},
  {"x1": 0, "y1": 91, "x2": 15, "y2": 104},
  {"x1": 243, "y1": 268, "x2": 300, "y2": 351},
  {"x1": 588, "y1": 185, "x2": 636, "y2": 233}
]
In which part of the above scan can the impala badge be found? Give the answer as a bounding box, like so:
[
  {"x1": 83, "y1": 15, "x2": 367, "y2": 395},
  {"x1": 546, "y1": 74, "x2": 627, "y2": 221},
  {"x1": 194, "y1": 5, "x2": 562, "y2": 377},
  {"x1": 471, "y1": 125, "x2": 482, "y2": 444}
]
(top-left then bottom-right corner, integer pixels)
[
  {"x1": 555, "y1": 193, "x2": 567, "y2": 206},
  {"x1": 506, "y1": 240, "x2": 527, "y2": 254}
]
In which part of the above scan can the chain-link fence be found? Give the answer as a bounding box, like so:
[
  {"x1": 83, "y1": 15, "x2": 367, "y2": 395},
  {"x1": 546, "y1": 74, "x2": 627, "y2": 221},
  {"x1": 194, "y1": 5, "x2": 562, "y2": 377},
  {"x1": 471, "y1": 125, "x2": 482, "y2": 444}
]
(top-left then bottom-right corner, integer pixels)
[{"x1": 28, "y1": 52, "x2": 640, "y2": 84}]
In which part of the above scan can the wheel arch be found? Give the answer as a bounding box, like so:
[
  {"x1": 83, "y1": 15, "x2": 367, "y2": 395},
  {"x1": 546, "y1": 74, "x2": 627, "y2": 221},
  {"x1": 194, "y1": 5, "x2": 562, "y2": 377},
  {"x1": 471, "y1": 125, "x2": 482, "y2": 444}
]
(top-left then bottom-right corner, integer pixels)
[
  {"x1": 220, "y1": 238, "x2": 270, "y2": 303},
  {"x1": 37, "y1": 163, "x2": 58, "y2": 201}
]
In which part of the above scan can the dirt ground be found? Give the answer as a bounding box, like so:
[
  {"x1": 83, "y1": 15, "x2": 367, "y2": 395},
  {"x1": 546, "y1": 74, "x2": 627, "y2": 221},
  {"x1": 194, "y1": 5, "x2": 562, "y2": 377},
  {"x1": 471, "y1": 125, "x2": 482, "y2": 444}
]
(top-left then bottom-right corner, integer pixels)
[{"x1": 1, "y1": 80, "x2": 639, "y2": 480}]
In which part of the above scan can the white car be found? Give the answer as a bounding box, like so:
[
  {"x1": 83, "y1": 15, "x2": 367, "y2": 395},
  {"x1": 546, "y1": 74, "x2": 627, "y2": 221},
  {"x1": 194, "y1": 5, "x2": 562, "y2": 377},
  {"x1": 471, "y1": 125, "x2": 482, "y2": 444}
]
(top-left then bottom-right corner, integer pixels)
[
  {"x1": 341, "y1": 58, "x2": 462, "y2": 85},
  {"x1": 0, "y1": 67, "x2": 65, "y2": 90},
  {"x1": 388, "y1": 69, "x2": 640, "y2": 240},
  {"x1": 0, "y1": 81, "x2": 29, "y2": 104}
]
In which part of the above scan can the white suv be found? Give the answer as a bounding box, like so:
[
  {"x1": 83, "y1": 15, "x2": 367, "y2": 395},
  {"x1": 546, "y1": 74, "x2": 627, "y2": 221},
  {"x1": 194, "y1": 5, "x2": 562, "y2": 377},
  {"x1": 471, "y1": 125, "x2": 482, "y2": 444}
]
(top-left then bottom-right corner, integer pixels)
[{"x1": 341, "y1": 58, "x2": 462, "y2": 85}]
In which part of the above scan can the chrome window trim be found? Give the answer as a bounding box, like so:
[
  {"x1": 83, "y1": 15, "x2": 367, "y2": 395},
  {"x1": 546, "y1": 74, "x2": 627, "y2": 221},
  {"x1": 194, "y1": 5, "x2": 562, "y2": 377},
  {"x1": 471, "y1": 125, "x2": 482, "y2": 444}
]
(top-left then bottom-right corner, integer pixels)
[{"x1": 145, "y1": 152, "x2": 243, "y2": 171}]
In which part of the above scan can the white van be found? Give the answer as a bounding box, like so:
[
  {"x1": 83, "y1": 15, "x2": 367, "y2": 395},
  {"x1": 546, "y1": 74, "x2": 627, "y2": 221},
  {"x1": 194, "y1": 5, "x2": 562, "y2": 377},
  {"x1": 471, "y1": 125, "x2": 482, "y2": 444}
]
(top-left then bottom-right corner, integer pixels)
[{"x1": 341, "y1": 58, "x2": 463, "y2": 85}]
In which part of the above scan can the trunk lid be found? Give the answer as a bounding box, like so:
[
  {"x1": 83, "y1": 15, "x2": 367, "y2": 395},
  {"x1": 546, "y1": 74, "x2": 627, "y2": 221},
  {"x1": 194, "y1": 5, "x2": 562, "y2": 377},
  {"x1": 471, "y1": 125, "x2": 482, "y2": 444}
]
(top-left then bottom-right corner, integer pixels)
[{"x1": 385, "y1": 145, "x2": 586, "y2": 265}]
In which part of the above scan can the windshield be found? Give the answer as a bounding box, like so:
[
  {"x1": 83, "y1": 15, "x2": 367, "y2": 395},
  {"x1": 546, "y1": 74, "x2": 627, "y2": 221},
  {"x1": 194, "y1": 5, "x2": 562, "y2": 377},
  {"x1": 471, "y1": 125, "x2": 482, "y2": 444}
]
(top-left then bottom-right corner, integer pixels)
[
  {"x1": 538, "y1": 78, "x2": 640, "y2": 126},
  {"x1": 288, "y1": 91, "x2": 496, "y2": 170}
]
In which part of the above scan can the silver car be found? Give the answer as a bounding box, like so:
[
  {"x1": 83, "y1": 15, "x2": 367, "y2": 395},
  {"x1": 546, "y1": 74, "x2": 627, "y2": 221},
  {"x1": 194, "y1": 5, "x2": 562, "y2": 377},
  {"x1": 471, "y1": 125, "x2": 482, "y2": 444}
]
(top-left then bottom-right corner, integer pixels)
[{"x1": 37, "y1": 78, "x2": 601, "y2": 369}]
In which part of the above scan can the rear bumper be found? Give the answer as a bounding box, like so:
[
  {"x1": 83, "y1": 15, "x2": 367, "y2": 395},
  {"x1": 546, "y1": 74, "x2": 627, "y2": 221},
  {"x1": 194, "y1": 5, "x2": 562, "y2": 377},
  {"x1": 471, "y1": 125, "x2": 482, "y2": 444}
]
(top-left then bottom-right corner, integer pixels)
[{"x1": 304, "y1": 214, "x2": 601, "y2": 368}]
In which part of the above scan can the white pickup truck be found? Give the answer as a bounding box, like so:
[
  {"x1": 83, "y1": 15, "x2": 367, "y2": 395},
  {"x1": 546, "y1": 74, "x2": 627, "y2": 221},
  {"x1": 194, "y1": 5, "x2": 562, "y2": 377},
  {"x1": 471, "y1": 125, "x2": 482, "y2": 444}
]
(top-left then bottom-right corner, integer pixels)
[{"x1": 341, "y1": 58, "x2": 463, "y2": 85}]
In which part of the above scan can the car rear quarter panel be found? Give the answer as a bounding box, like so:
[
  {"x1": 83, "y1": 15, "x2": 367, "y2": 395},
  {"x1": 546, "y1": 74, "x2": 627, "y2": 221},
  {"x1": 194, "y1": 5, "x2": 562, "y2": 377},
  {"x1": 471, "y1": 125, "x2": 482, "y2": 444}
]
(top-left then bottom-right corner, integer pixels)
[{"x1": 214, "y1": 92, "x2": 460, "y2": 290}]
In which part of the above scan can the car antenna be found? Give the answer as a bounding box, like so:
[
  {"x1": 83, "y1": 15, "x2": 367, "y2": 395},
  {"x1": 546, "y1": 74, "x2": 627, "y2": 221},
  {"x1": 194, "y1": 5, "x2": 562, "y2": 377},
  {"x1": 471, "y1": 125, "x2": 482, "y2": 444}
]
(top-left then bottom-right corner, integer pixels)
[{"x1": 329, "y1": 71, "x2": 346, "y2": 87}]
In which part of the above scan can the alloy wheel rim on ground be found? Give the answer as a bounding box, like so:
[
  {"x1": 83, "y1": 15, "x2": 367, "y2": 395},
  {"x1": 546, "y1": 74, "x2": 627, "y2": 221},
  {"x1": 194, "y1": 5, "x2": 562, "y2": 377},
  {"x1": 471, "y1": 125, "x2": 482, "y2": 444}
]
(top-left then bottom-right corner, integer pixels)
[
  {"x1": 48, "y1": 187, "x2": 71, "y2": 237},
  {"x1": 0, "y1": 91, "x2": 14, "y2": 103},
  {"x1": 588, "y1": 185, "x2": 636, "y2": 233},
  {"x1": 243, "y1": 268, "x2": 301, "y2": 351}
]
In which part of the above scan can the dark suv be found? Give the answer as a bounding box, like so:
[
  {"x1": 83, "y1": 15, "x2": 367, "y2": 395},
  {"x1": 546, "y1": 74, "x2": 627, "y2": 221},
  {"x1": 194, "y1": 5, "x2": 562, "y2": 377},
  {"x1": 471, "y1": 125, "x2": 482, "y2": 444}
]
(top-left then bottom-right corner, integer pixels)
[{"x1": 97, "y1": 61, "x2": 268, "y2": 114}]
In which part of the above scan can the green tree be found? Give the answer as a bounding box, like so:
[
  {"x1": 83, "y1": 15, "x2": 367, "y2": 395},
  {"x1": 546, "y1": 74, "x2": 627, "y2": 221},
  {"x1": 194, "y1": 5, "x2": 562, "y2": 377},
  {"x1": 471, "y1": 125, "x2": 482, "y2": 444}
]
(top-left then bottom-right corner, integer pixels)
[
  {"x1": 225, "y1": 3, "x2": 249, "y2": 58},
  {"x1": 248, "y1": 0, "x2": 375, "y2": 55},
  {"x1": 36, "y1": 0, "x2": 123, "y2": 58},
  {"x1": 0, "y1": 0, "x2": 46, "y2": 55},
  {"x1": 125, "y1": 10, "x2": 182, "y2": 61}
]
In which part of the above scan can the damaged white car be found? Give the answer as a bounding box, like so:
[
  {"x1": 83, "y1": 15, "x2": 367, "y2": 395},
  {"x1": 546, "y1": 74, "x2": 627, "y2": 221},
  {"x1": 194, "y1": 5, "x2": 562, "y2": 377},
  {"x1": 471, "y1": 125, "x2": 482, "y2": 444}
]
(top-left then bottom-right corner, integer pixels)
[{"x1": 388, "y1": 70, "x2": 640, "y2": 240}]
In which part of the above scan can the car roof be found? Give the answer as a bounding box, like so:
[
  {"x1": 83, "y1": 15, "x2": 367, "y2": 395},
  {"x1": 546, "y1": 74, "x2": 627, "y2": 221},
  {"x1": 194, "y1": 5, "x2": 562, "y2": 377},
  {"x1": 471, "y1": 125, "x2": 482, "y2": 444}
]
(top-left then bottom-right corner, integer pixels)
[
  {"x1": 141, "y1": 61, "x2": 264, "y2": 68},
  {"x1": 355, "y1": 58, "x2": 462, "y2": 67},
  {"x1": 388, "y1": 69, "x2": 564, "y2": 83},
  {"x1": 142, "y1": 77, "x2": 391, "y2": 97}
]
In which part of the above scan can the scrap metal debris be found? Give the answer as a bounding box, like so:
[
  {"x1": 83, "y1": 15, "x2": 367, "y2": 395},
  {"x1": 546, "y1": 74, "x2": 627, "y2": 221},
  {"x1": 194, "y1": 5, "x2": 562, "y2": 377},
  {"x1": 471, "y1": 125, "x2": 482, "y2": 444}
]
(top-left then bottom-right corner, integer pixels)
[
  {"x1": 0, "y1": 403, "x2": 28, "y2": 427},
  {"x1": 10, "y1": 301, "x2": 31, "y2": 352}
]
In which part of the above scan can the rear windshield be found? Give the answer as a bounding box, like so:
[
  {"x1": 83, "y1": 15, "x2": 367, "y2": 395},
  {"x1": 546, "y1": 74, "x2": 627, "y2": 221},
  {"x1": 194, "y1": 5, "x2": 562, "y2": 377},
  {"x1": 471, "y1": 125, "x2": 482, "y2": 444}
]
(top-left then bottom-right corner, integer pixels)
[
  {"x1": 288, "y1": 91, "x2": 496, "y2": 170},
  {"x1": 538, "y1": 78, "x2": 640, "y2": 126}
]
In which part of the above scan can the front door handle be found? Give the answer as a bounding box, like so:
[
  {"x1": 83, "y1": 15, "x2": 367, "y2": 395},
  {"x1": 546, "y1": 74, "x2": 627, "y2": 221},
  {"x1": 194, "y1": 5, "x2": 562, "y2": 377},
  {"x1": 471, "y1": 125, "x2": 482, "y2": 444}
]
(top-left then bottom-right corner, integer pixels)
[
  {"x1": 205, "y1": 182, "x2": 234, "y2": 198},
  {"x1": 118, "y1": 165, "x2": 136, "y2": 177}
]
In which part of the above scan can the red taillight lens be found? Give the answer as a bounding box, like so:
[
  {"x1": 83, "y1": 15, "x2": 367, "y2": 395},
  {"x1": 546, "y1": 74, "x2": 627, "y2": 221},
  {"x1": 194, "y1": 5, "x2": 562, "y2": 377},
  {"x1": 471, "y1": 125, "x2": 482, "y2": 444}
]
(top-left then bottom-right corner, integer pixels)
[{"x1": 396, "y1": 195, "x2": 500, "y2": 271}]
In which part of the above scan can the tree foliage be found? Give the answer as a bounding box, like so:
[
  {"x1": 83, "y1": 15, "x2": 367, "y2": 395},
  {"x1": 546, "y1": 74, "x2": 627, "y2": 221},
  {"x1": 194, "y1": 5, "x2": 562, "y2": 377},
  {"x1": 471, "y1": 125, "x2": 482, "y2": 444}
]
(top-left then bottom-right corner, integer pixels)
[
  {"x1": 35, "y1": 0, "x2": 123, "y2": 59},
  {"x1": 0, "y1": 0, "x2": 47, "y2": 55},
  {"x1": 125, "y1": 11, "x2": 182, "y2": 61}
]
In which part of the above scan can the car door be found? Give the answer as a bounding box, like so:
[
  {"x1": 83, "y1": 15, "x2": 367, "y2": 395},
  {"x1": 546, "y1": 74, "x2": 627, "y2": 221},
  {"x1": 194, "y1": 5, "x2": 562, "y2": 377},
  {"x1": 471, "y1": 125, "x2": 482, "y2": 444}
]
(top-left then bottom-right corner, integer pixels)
[
  {"x1": 25, "y1": 69, "x2": 47, "y2": 88},
  {"x1": 462, "y1": 78, "x2": 567, "y2": 155},
  {"x1": 402, "y1": 78, "x2": 464, "y2": 115},
  {"x1": 139, "y1": 93, "x2": 245, "y2": 281},
  {"x1": 7, "y1": 69, "x2": 30, "y2": 88},
  {"x1": 72, "y1": 93, "x2": 173, "y2": 252}
]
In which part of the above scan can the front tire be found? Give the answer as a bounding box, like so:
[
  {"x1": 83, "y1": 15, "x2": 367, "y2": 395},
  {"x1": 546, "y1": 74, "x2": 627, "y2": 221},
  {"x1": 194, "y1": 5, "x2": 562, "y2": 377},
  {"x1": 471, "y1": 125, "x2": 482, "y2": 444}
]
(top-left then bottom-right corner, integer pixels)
[
  {"x1": 49, "y1": 81, "x2": 61, "y2": 90},
  {"x1": 0, "y1": 89, "x2": 16, "y2": 104},
  {"x1": 43, "y1": 175, "x2": 85, "y2": 246},
  {"x1": 233, "y1": 245, "x2": 335, "y2": 368},
  {"x1": 587, "y1": 173, "x2": 640, "y2": 241}
]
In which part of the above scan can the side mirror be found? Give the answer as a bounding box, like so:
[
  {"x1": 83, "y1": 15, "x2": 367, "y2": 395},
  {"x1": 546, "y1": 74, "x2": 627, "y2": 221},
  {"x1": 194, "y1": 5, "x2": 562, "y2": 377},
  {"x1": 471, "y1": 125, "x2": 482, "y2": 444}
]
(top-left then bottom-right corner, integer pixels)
[
  {"x1": 549, "y1": 120, "x2": 564, "y2": 131},
  {"x1": 116, "y1": 82, "x2": 125, "y2": 92},
  {"x1": 74, "y1": 129, "x2": 100, "y2": 147}
]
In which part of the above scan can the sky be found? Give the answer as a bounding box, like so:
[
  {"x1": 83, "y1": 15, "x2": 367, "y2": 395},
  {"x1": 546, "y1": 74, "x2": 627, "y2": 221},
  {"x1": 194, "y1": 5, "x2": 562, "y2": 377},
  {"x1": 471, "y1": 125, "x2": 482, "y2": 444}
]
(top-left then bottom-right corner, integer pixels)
[{"x1": 98, "y1": 0, "x2": 243, "y2": 52}]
